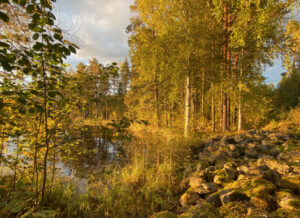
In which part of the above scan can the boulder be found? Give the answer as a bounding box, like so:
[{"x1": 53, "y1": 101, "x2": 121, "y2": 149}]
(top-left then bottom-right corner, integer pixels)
[
  {"x1": 208, "y1": 152, "x2": 228, "y2": 165},
  {"x1": 180, "y1": 189, "x2": 200, "y2": 207},
  {"x1": 220, "y1": 190, "x2": 249, "y2": 205},
  {"x1": 206, "y1": 192, "x2": 222, "y2": 207},
  {"x1": 178, "y1": 204, "x2": 218, "y2": 218},
  {"x1": 258, "y1": 156, "x2": 292, "y2": 175},
  {"x1": 280, "y1": 175, "x2": 300, "y2": 194},
  {"x1": 190, "y1": 173, "x2": 206, "y2": 188},
  {"x1": 233, "y1": 134, "x2": 244, "y2": 144},
  {"x1": 247, "y1": 207, "x2": 269, "y2": 218},
  {"x1": 150, "y1": 211, "x2": 178, "y2": 218},
  {"x1": 278, "y1": 196, "x2": 300, "y2": 211},
  {"x1": 194, "y1": 183, "x2": 218, "y2": 195}
]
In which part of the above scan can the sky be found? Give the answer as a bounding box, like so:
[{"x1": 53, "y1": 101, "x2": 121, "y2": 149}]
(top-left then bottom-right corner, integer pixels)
[{"x1": 53, "y1": 0, "x2": 285, "y2": 84}]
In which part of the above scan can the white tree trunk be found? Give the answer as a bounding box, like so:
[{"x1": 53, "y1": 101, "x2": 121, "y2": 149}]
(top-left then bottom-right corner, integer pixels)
[{"x1": 184, "y1": 76, "x2": 190, "y2": 138}]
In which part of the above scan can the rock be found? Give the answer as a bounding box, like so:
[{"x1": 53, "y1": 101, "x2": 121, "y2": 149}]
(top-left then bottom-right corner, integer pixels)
[
  {"x1": 270, "y1": 148, "x2": 280, "y2": 157},
  {"x1": 224, "y1": 162, "x2": 237, "y2": 170},
  {"x1": 206, "y1": 192, "x2": 222, "y2": 207},
  {"x1": 250, "y1": 195, "x2": 277, "y2": 211},
  {"x1": 180, "y1": 189, "x2": 200, "y2": 207},
  {"x1": 229, "y1": 144, "x2": 237, "y2": 151},
  {"x1": 203, "y1": 183, "x2": 218, "y2": 193},
  {"x1": 222, "y1": 136, "x2": 238, "y2": 145},
  {"x1": 205, "y1": 166, "x2": 215, "y2": 173},
  {"x1": 293, "y1": 166, "x2": 300, "y2": 174},
  {"x1": 261, "y1": 140, "x2": 270, "y2": 146},
  {"x1": 247, "y1": 207, "x2": 269, "y2": 218},
  {"x1": 278, "y1": 151, "x2": 300, "y2": 162},
  {"x1": 237, "y1": 174, "x2": 250, "y2": 181},
  {"x1": 237, "y1": 165, "x2": 250, "y2": 174},
  {"x1": 190, "y1": 173, "x2": 206, "y2": 188},
  {"x1": 233, "y1": 134, "x2": 244, "y2": 144},
  {"x1": 246, "y1": 148, "x2": 258, "y2": 158},
  {"x1": 224, "y1": 168, "x2": 236, "y2": 180},
  {"x1": 258, "y1": 157, "x2": 292, "y2": 175},
  {"x1": 278, "y1": 196, "x2": 300, "y2": 211},
  {"x1": 214, "y1": 175, "x2": 224, "y2": 185},
  {"x1": 208, "y1": 152, "x2": 228, "y2": 165},
  {"x1": 228, "y1": 151, "x2": 240, "y2": 158},
  {"x1": 150, "y1": 211, "x2": 178, "y2": 218},
  {"x1": 280, "y1": 175, "x2": 300, "y2": 194},
  {"x1": 194, "y1": 183, "x2": 218, "y2": 195},
  {"x1": 220, "y1": 190, "x2": 249, "y2": 205},
  {"x1": 178, "y1": 203, "x2": 217, "y2": 218},
  {"x1": 257, "y1": 144, "x2": 269, "y2": 153},
  {"x1": 196, "y1": 162, "x2": 209, "y2": 172}
]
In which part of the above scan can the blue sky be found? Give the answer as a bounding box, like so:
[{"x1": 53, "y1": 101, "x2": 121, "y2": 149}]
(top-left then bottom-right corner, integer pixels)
[{"x1": 54, "y1": 0, "x2": 286, "y2": 85}]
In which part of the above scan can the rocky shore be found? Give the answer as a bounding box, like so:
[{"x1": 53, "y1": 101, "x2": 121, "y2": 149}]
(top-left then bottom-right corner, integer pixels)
[{"x1": 151, "y1": 129, "x2": 300, "y2": 217}]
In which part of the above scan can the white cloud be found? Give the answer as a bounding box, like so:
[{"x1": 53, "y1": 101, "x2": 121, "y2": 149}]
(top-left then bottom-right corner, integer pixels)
[{"x1": 53, "y1": 0, "x2": 134, "y2": 67}]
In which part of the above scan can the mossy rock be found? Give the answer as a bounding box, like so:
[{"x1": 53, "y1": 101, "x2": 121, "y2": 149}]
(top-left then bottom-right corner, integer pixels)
[
  {"x1": 280, "y1": 176, "x2": 300, "y2": 194},
  {"x1": 150, "y1": 211, "x2": 178, "y2": 218},
  {"x1": 219, "y1": 201, "x2": 249, "y2": 218},
  {"x1": 277, "y1": 195, "x2": 300, "y2": 211},
  {"x1": 269, "y1": 208, "x2": 300, "y2": 218},
  {"x1": 224, "y1": 177, "x2": 277, "y2": 198},
  {"x1": 180, "y1": 188, "x2": 200, "y2": 207},
  {"x1": 182, "y1": 203, "x2": 220, "y2": 218},
  {"x1": 246, "y1": 208, "x2": 269, "y2": 218},
  {"x1": 250, "y1": 195, "x2": 277, "y2": 211}
]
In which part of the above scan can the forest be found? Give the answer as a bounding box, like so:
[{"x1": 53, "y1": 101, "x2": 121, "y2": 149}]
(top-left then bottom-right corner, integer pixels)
[{"x1": 0, "y1": 0, "x2": 300, "y2": 217}]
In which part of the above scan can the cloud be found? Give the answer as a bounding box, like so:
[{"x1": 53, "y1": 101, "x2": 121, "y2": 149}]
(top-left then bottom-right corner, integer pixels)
[{"x1": 53, "y1": 0, "x2": 134, "y2": 67}]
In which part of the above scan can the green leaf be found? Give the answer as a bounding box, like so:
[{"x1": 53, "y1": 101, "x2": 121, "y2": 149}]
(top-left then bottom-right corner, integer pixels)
[
  {"x1": 0, "y1": 41, "x2": 9, "y2": 48},
  {"x1": 26, "y1": 4, "x2": 34, "y2": 13},
  {"x1": 20, "y1": 211, "x2": 33, "y2": 218},
  {"x1": 68, "y1": 45, "x2": 76, "y2": 54},
  {"x1": 32, "y1": 33, "x2": 39, "y2": 40},
  {"x1": 7, "y1": 199, "x2": 19, "y2": 209},
  {"x1": 10, "y1": 204, "x2": 23, "y2": 213},
  {"x1": 0, "y1": 201, "x2": 5, "y2": 208},
  {"x1": 39, "y1": 210, "x2": 56, "y2": 214},
  {"x1": 0, "y1": 11, "x2": 9, "y2": 22},
  {"x1": 33, "y1": 212, "x2": 47, "y2": 218}
]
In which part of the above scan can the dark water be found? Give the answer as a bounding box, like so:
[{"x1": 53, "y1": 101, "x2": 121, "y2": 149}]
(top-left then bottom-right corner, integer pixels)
[{"x1": 1, "y1": 132, "x2": 125, "y2": 192}]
